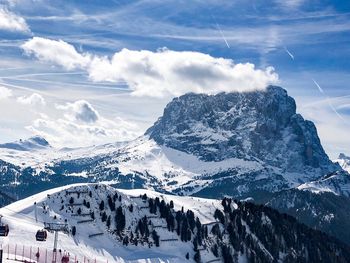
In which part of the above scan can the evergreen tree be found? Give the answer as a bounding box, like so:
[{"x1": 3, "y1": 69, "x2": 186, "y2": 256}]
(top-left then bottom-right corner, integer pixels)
[
  {"x1": 221, "y1": 245, "x2": 233, "y2": 263},
  {"x1": 193, "y1": 251, "x2": 201, "y2": 263},
  {"x1": 99, "y1": 200, "x2": 105, "y2": 211},
  {"x1": 113, "y1": 193, "x2": 118, "y2": 202},
  {"x1": 214, "y1": 209, "x2": 225, "y2": 224},
  {"x1": 106, "y1": 215, "x2": 111, "y2": 228},
  {"x1": 107, "y1": 195, "x2": 115, "y2": 211},
  {"x1": 115, "y1": 206, "x2": 126, "y2": 233},
  {"x1": 101, "y1": 211, "x2": 107, "y2": 222},
  {"x1": 152, "y1": 230, "x2": 160, "y2": 247},
  {"x1": 123, "y1": 236, "x2": 129, "y2": 246}
]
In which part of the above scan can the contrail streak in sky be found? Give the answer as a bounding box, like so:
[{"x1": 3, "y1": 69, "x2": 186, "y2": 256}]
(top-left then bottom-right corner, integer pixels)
[
  {"x1": 284, "y1": 46, "x2": 294, "y2": 60},
  {"x1": 312, "y1": 79, "x2": 346, "y2": 121},
  {"x1": 312, "y1": 78, "x2": 324, "y2": 93},
  {"x1": 211, "y1": 15, "x2": 230, "y2": 48}
]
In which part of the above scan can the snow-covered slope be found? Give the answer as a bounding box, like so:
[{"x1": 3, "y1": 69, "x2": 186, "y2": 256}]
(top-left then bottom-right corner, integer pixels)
[
  {"x1": 1, "y1": 184, "x2": 349, "y2": 263},
  {"x1": 297, "y1": 170, "x2": 350, "y2": 197},
  {"x1": 0, "y1": 136, "x2": 50, "y2": 152},
  {"x1": 0, "y1": 183, "x2": 221, "y2": 263}
]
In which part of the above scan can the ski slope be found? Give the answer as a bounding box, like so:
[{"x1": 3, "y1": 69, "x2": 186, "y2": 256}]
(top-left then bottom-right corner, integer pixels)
[{"x1": 0, "y1": 183, "x2": 221, "y2": 263}]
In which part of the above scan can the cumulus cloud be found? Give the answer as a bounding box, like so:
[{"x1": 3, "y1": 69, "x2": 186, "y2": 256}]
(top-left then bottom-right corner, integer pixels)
[
  {"x1": 21, "y1": 37, "x2": 279, "y2": 98},
  {"x1": 56, "y1": 100, "x2": 99, "y2": 123},
  {"x1": 0, "y1": 85, "x2": 12, "y2": 99},
  {"x1": 0, "y1": 7, "x2": 30, "y2": 32},
  {"x1": 17, "y1": 93, "x2": 46, "y2": 106},
  {"x1": 21, "y1": 37, "x2": 90, "y2": 70},
  {"x1": 27, "y1": 100, "x2": 141, "y2": 147}
]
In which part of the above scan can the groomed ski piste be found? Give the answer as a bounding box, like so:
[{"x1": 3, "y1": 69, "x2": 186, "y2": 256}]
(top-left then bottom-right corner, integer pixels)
[{"x1": 0, "y1": 183, "x2": 222, "y2": 263}]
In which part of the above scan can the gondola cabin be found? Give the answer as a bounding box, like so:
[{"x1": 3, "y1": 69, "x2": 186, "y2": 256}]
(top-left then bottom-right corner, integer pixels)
[
  {"x1": 36, "y1": 229, "x2": 47, "y2": 241},
  {"x1": 0, "y1": 224, "x2": 9, "y2": 236}
]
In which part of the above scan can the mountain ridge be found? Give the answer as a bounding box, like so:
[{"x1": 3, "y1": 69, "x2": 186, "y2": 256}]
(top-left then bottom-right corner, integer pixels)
[{"x1": 1, "y1": 86, "x2": 350, "y2": 245}]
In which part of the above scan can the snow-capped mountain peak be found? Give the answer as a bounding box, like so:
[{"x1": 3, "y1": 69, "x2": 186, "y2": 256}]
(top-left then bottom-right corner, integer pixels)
[
  {"x1": 0, "y1": 135, "x2": 50, "y2": 151},
  {"x1": 146, "y1": 86, "x2": 337, "y2": 174}
]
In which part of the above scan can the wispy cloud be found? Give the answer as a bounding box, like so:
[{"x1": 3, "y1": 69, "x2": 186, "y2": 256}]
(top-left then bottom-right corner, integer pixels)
[{"x1": 275, "y1": 0, "x2": 305, "y2": 9}]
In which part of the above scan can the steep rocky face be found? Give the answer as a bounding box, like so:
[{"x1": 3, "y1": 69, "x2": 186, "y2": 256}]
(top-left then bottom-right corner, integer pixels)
[{"x1": 146, "y1": 86, "x2": 338, "y2": 174}]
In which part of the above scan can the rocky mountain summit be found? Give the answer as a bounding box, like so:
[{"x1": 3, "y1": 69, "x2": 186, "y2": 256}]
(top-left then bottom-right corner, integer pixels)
[{"x1": 147, "y1": 86, "x2": 338, "y2": 174}]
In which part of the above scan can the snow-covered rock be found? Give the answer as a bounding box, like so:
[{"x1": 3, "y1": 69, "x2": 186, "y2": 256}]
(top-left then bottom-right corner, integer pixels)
[
  {"x1": 334, "y1": 153, "x2": 350, "y2": 173},
  {"x1": 146, "y1": 86, "x2": 337, "y2": 174}
]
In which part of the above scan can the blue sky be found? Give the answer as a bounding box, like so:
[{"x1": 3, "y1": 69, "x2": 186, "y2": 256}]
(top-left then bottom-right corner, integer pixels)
[{"x1": 0, "y1": 0, "x2": 349, "y2": 158}]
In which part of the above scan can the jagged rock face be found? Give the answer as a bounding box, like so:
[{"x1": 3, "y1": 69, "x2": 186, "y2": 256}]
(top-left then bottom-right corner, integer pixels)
[{"x1": 146, "y1": 86, "x2": 337, "y2": 173}]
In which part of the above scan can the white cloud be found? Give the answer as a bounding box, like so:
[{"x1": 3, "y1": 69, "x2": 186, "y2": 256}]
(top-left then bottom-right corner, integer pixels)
[
  {"x1": 88, "y1": 48, "x2": 279, "y2": 97},
  {"x1": 0, "y1": 85, "x2": 12, "y2": 99},
  {"x1": 56, "y1": 100, "x2": 99, "y2": 123},
  {"x1": 21, "y1": 37, "x2": 90, "y2": 70},
  {"x1": 17, "y1": 93, "x2": 46, "y2": 106},
  {"x1": 27, "y1": 100, "x2": 141, "y2": 147},
  {"x1": 0, "y1": 7, "x2": 30, "y2": 32},
  {"x1": 21, "y1": 37, "x2": 279, "y2": 98}
]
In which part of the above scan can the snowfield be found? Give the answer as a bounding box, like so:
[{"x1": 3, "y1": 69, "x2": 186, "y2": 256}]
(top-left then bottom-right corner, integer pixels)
[{"x1": 0, "y1": 183, "x2": 221, "y2": 263}]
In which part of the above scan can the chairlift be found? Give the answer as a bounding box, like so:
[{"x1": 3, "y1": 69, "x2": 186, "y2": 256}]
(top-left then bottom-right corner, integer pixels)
[
  {"x1": 0, "y1": 224, "x2": 9, "y2": 236},
  {"x1": 36, "y1": 229, "x2": 48, "y2": 241}
]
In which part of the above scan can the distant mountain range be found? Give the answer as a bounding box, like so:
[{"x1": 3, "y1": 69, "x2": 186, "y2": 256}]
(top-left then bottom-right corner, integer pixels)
[
  {"x1": 0, "y1": 135, "x2": 50, "y2": 151},
  {"x1": 1, "y1": 86, "x2": 350, "y2": 245}
]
